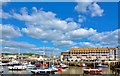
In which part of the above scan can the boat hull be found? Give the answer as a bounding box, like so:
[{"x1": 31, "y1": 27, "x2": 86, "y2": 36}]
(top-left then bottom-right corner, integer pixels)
[
  {"x1": 8, "y1": 66, "x2": 26, "y2": 70},
  {"x1": 31, "y1": 69, "x2": 56, "y2": 74},
  {"x1": 31, "y1": 70, "x2": 55, "y2": 74},
  {"x1": 83, "y1": 69, "x2": 102, "y2": 75}
]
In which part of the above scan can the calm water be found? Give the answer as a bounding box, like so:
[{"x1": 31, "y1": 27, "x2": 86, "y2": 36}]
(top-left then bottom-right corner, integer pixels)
[{"x1": 2, "y1": 66, "x2": 113, "y2": 75}]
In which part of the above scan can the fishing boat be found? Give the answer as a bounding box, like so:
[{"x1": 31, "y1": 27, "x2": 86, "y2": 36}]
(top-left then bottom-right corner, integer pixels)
[{"x1": 8, "y1": 65, "x2": 26, "y2": 70}]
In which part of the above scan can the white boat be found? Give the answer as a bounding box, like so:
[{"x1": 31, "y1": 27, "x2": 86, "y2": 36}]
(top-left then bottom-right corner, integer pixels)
[
  {"x1": 26, "y1": 64, "x2": 35, "y2": 69},
  {"x1": 83, "y1": 68, "x2": 102, "y2": 75},
  {"x1": 77, "y1": 63, "x2": 86, "y2": 67},
  {"x1": 8, "y1": 60, "x2": 21, "y2": 66},
  {"x1": 98, "y1": 64, "x2": 108, "y2": 68},
  {"x1": 55, "y1": 64, "x2": 68, "y2": 69},
  {"x1": 31, "y1": 68, "x2": 57, "y2": 74},
  {"x1": 0, "y1": 62, "x2": 7, "y2": 66},
  {"x1": 8, "y1": 65, "x2": 26, "y2": 70}
]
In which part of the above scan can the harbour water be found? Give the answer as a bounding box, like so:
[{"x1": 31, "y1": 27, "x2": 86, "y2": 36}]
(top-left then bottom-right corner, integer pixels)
[{"x1": 2, "y1": 66, "x2": 112, "y2": 75}]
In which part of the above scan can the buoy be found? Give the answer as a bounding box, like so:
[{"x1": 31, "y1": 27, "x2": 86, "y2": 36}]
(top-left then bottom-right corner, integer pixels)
[{"x1": 57, "y1": 68, "x2": 62, "y2": 72}]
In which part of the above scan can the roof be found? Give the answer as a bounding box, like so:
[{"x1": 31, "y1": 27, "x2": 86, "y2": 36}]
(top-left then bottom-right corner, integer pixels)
[
  {"x1": 70, "y1": 48, "x2": 116, "y2": 52},
  {"x1": 61, "y1": 52, "x2": 69, "y2": 55}
]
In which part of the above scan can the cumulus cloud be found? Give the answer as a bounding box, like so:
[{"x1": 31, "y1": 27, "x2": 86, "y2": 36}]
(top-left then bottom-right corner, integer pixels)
[
  {"x1": 0, "y1": 39, "x2": 61, "y2": 54},
  {"x1": 1, "y1": 39, "x2": 36, "y2": 48},
  {"x1": 79, "y1": 42, "x2": 102, "y2": 47},
  {"x1": 78, "y1": 15, "x2": 86, "y2": 23},
  {"x1": 0, "y1": 24, "x2": 22, "y2": 39},
  {"x1": 89, "y1": 29, "x2": 119, "y2": 45},
  {"x1": 42, "y1": 41, "x2": 48, "y2": 44},
  {"x1": 66, "y1": 28, "x2": 96, "y2": 39},
  {"x1": 0, "y1": 0, "x2": 11, "y2": 6},
  {"x1": 31, "y1": 47, "x2": 60, "y2": 52},
  {"x1": 88, "y1": 2, "x2": 104, "y2": 17},
  {"x1": 52, "y1": 40, "x2": 76, "y2": 47},
  {"x1": 0, "y1": 9, "x2": 12, "y2": 19},
  {"x1": 75, "y1": 0, "x2": 104, "y2": 17},
  {"x1": 13, "y1": 7, "x2": 79, "y2": 32},
  {"x1": 9, "y1": 7, "x2": 83, "y2": 41}
]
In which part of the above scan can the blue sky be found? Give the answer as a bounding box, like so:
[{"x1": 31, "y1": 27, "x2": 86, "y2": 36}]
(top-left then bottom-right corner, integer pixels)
[{"x1": 0, "y1": 2, "x2": 119, "y2": 55}]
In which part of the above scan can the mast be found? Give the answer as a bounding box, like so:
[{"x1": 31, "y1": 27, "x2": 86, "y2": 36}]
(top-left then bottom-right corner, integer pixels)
[{"x1": 43, "y1": 47, "x2": 45, "y2": 69}]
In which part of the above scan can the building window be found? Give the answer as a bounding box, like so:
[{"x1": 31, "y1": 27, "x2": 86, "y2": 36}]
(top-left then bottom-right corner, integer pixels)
[{"x1": 75, "y1": 60, "x2": 78, "y2": 62}]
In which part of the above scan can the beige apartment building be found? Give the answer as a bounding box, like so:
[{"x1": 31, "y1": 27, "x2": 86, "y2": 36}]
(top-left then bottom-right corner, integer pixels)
[{"x1": 61, "y1": 47, "x2": 119, "y2": 62}]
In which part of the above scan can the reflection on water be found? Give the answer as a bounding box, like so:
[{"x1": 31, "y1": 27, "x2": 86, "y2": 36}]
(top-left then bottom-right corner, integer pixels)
[{"x1": 2, "y1": 66, "x2": 112, "y2": 75}]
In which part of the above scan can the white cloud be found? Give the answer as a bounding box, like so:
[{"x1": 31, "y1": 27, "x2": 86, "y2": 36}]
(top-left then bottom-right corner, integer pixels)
[
  {"x1": 79, "y1": 42, "x2": 102, "y2": 47},
  {"x1": 0, "y1": 0, "x2": 11, "y2": 7},
  {"x1": 88, "y1": 2, "x2": 104, "y2": 17},
  {"x1": 31, "y1": 47, "x2": 60, "y2": 52},
  {"x1": 52, "y1": 40, "x2": 76, "y2": 47},
  {"x1": 22, "y1": 27, "x2": 66, "y2": 40},
  {"x1": 0, "y1": 9, "x2": 12, "y2": 19},
  {"x1": 75, "y1": 0, "x2": 104, "y2": 17},
  {"x1": 1, "y1": 39, "x2": 36, "y2": 48},
  {"x1": 0, "y1": 24, "x2": 22, "y2": 39},
  {"x1": 42, "y1": 41, "x2": 48, "y2": 44},
  {"x1": 65, "y1": 18, "x2": 73, "y2": 22},
  {"x1": 66, "y1": 28, "x2": 96, "y2": 39},
  {"x1": 78, "y1": 15, "x2": 86, "y2": 23},
  {"x1": 89, "y1": 29, "x2": 119, "y2": 45},
  {"x1": 2, "y1": 46, "x2": 17, "y2": 51},
  {"x1": 11, "y1": 7, "x2": 82, "y2": 40},
  {"x1": 1, "y1": 39, "x2": 61, "y2": 54},
  {"x1": 0, "y1": 0, "x2": 11, "y2": 2},
  {"x1": 13, "y1": 7, "x2": 79, "y2": 32}
]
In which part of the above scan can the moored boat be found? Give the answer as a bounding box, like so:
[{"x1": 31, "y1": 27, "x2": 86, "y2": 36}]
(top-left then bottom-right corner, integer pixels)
[
  {"x1": 83, "y1": 68, "x2": 102, "y2": 75},
  {"x1": 77, "y1": 63, "x2": 86, "y2": 67},
  {"x1": 55, "y1": 64, "x2": 68, "y2": 69},
  {"x1": 31, "y1": 68, "x2": 56, "y2": 74},
  {"x1": 8, "y1": 65, "x2": 26, "y2": 70},
  {"x1": 26, "y1": 64, "x2": 35, "y2": 69},
  {"x1": 97, "y1": 64, "x2": 108, "y2": 68}
]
